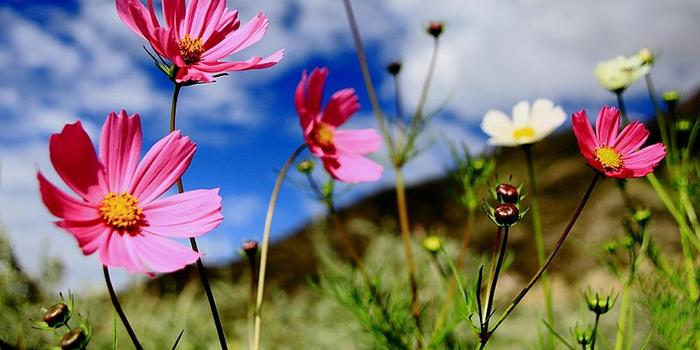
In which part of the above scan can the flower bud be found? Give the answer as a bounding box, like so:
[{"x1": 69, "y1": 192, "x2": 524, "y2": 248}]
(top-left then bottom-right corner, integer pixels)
[
  {"x1": 426, "y1": 21, "x2": 444, "y2": 38},
  {"x1": 676, "y1": 119, "x2": 691, "y2": 132},
  {"x1": 242, "y1": 240, "x2": 259, "y2": 257},
  {"x1": 494, "y1": 203, "x2": 519, "y2": 226},
  {"x1": 60, "y1": 328, "x2": 87, "y2": 350},
  {"x1": 574, "y1": 326, "x2": 593, "y2": 346},
  {"x1": 43, "y1": 303, "x2": 70, "y2": 328},
  {"x1": 632, "y1": 208, "x2": 651, "y2": 226},
  {"x1": 605, "y1": 241, "x2": 618, "y2": 254},
  {"x1": 422, "y1": 236, "x2": 443, "y2": 255},
  {"x1": 296, "y1": 159, "x2": 315, "y2": 174},
  {"x1": 662, "y1": 90, "x2": 680, "y2": 109},
  {"x1": 386, "y1": 61, "x2": 402, "y2": 75},
  {"x1": 622, "y1": 236, "x2": 635, "y2": 250},
  {"x1": 637, "y1": 48, "x2": 655, "y2": 65},
  {"x1": 495, "y1": 183, "x2": 519, "y2": 204},
  {"x1": 586, "y1": 289, "x2": 616, "y2": 315}
]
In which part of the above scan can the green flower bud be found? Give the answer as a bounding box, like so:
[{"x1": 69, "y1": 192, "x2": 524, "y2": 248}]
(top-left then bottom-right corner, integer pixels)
[
  {"x1": 586, "y1": 290, "x2": 616, "y2": 315},
  {"x1": 676, "y1": 119, "x2": 692, "y2": 131},
  {"x1": 605, "y1": 241, "x2": 618, "y2": 254},
  {"x1": 637, "y1": 48, "x2": 655, "y2": 65},
  {"x1": 574, "y1": 326, "x2": 593, "y2": 346},
  {"x1": 662, "y1": 90, "x2": 680, "y2": 103},
  {"x1": 296, "y1": 159, "x2": 315, "y2": 174},
  {"x1": 422, "y1": 236, "x2": 443, "y2": 254},
  {"x1": 633, "y1": 209, "x2": 651, "y2": 226}
]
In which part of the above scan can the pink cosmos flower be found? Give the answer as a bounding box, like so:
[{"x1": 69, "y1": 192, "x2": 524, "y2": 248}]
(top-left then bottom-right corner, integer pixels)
[
  {"x1": 38, "y1": 111, "x2": 223, "y2": 275},
  {"x1": 117, "y1": 0, "x2": 283, "y2": 83},
  {"x1": 295, "y1": 68, "x2": 383, "y2": 183},
  {"x1": 572, "y1": 105, "x2": 666, "y2": 179}
]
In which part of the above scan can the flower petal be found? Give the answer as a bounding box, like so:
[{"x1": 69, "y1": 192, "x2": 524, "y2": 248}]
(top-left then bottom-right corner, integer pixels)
[
  {"x1": 130, "y1": 131, "x2": 196, "y2": 205},
  {"x1": 530, "y1": 99, "x2": 566, "y2": 137},
  {"x1": 481, "y1": 110, "x2": 514, "y2": 139},
  {"x1": 38, "y1": 172, "x2": 99, "y2": 221},
  {"x1": 202, "y1": 12, "x2": 269, "y2": 61},
  {"x1": 322, "y1": 151, "x2": 383, "y2": 183},
  {"x1": 571, "y1": 110, "x2": 598, "y2": 162},
  {"x1": 333, "y1": 129, "x2": 381, "y2": 155},
  {"x1": 49, "y1": 121, "x2": 107, "y2": 203},
  {"x1": 322, "y1": 89, "x2": 360, "y2": 127},
  {"x1": 298, "y1": 67, "x2": 328, "y2": 117},
  {"x1": 99, "y1": 111, "x2": 142, "y2": 193},
  {"x1": 162, "y1": 0, "x2": 185, "y2": 32},
  {"x1": 622, "y1": 143, "x2": 666, "y2": 177},
  {"x1": 116, "y1": 0, "x2": 160, "y2": 42},
  {"x1": 595, "y1": 105, "x2": 620, "y2": 146},
  {"x1": 56, "y1": 219, "x2": 109, "y2": 256},
  {"x1": 613, "y1": 121, "x2": 649, "y2": 155},
  {"x1": 511, "y1": 101, "x2": 530, "y2": 126},
  {"x1": 133, "y1": 234, "x2": 201, "y2": 274},
  {"x1": 142, "y1": 189, "x2": 223, "y2": 238},
  {"x1": 186, "y1": 0, "x2": 225, "y2": 40},
  {"x1": 100, "y1": 231, "x2": 146, "y2": 274}
]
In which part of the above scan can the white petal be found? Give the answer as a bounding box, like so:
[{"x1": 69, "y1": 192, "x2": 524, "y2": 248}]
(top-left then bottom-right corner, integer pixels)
[
  {"x1": 481, "y1": 110, "x2": 514, "y2": 137},
  {"x1": 512, "y1": 101, "x2": 531, "y2": 126}
]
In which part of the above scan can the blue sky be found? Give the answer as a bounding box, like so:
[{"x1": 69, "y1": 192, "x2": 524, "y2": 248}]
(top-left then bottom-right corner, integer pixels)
[{"x1": 1, "y1": 0, "x2": 700, "y2": 290}]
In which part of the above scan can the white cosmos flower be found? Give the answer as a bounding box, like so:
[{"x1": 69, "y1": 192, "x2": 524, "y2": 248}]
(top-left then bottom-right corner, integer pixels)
[
  {"x1": 594, "y1": 55, "x2": 650, "y2": 92},
  {"x1": 481, "y1": 99, "x2": 566, "y2": 147}
]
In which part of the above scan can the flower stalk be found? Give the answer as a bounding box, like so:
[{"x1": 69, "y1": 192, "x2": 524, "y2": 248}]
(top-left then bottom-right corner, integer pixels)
[
  {"x1": 253, "y1": 144, "x2": 306, "y2": 350},
  {"x1": 169, "y1": 82, "x2": 229, "y2": 350},
  {"x1": 103, "y1": 266, "x2": 142, "y2": 350}
]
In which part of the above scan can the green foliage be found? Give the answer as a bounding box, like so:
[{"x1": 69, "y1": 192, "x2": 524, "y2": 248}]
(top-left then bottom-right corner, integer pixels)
[{"x1": 640, "y1": 276, "x2": 700, "y2": 350}]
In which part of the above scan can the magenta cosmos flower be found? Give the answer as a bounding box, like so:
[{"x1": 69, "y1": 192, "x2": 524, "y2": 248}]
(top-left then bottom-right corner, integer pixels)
[
  {"x1": 38, "y1": 111, "x2": 223, "y2": 275},
  {"x1": 295, "y1": 68, "x2": 383, "y2": 183},
  {"x1": 572, "y1": 105, "x2": 666, "y2": 179},
  {"x1": 117, "y1": 0, "x2": 283, "y2": 83}
]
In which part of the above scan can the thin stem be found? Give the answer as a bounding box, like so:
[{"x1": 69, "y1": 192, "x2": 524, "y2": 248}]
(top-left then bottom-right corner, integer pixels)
[
  {"x1": 395, "y1": 167, "x2": 422, "y2": 346},
  {"x1": 486, "y1": 173, "x2": 600, "y2": 345},
  {"x1": 103, "y1": 266, "x2": 143, "y2": 350},
  {"x1": 340, "y1": 0, "x2": 390, "y2": 143},
  {"x1": 392, "y1": 73, "x2": 405, "y2": 130},
  {"x1": 253, "y1": 144, "x2": 306, "y2": 350},
  {"x1": 169, "y1": 83, "x2": 228, "y2": 350},
  {"x1": 411, "y1": 37, "x2": 440, "y2": 128},
  {"x1": 523, "y1": 145, "x2": 555, "y2": 341},
  {"x1": 615, "y1": 91, "x2": 629, "y2": 125},
  {"x1": 246, "y1": 251, "x2": 258, "y2": 350},
  {"x1": 613, "y1": 283, "x2": 630, "y2": 350},
  {"x1": 591, "y1": 313, "x2": 601, "y2": 350},
  {"x1": 482, "y1": 226, "x2": 503, "y2": 321},
  {"x1": 482, "y1": 227, "x2": 509, "y2": 336}
]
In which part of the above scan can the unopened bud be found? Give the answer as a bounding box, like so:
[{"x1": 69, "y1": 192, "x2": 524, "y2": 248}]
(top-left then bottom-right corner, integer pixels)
[
  {"x1": 494, "y1": 203, "x2": 519, "y2": 226},
  {"x1": 422, "y1": 236, "x2": 443, "y2": 254},
  {"x1": 605, "y1": 241, "x2": 618, "y2": 254},
  {"x1": 496, "y1": 183, "x2": 519, "y2": 204},
  {"x1": 426, "y1": 21, "x2": 444, "y2": 38},
  {"x1": 386, "y1": 61, "x2": 402, "y2": 75},
  {"x1": 60, "y1": 328, "x2": 87, "y2": 350},
  {"x1": 638, "y1": 48, "x2": 655, "y2": 65},
  {"x1": 242, "y1": 240, "x2": 259, "y2": 257},
  {"x1": 633, "y1": 209, "x2": 651, "y2": 226},
  {"x1": 586, "y1": 290, "x2": 615, "y2": 315},
  {"x1": 574, "y1": 326, "x2": 593, "y2": 346},
  {"x1": 676, "y1": 119, "x2": 691, "y2": 132},
  {"x1": 43, "y1": 303, "x2": 70, "y2": 328},
  {"x1": 297, "y1": 159, "x2": 315, "y2": 174}
]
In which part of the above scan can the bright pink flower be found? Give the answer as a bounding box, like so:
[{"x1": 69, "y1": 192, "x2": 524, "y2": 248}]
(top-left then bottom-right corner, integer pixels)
[
  {"x1": 116, "y1": 0, "x2": 283, "y2": 83},
  {"x1": 295, "y1": 68, "x2": 383, "y2": 183},
  {"x1": 38, "y1": 111, "x2": 223, "y2": 276},
  {"x1": 571, "y1": 105, "x2": 666, "y2": 179}
]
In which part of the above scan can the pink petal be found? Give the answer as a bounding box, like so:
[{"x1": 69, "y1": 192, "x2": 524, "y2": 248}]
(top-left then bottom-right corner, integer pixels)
[
  {"x1": 571, "y1": 110, "x2": 598, "y2": 162},
  {"x1": 38, "y1": 172, "x2": 99, "y2": 221},
  {"x1": 49, "y1": 121, "x2": 107, "y2": 203},
  {"x1": 613, "y1": 121, "x2": 649, "y2": 155},
  {"x1": 175, "y1": 66, "x2": 214, "y2": 83},
  {"x1": 295, "y1": 70, "x2": 313, "y2": 130},
  {"x1": 116, "y1": 0, "x2": 160, "y2": 43},
  {"x1": 99, "y1": 111, "x2": 142, "y2": 193},
  {"x1": 202, "y1": 12, "x2": 269, "y2": 61},
  {"x1": 152, "y1": 27, "x2": 183, "y2": 65},
  {"x1": 186, "y1": 0, "x2": 224, "y2": 40},
  {"x1": 56, "y1": 219, "x2": 109, "y2": 256},
  {"x1": 334, "y1": 129, "x2": 381, "y2": 155},
  {"x1": 100, "y1": 231, "x2": 147, "y2": 274},
  {"x1": 323, "y1": 151, "x2": 383, "y2": 183},
  {"x1": 194, "y1": 50, "x2": 283, "y2": 73},
  {"x1": 133, "y1": 234, "x2": 201, "y2": 274},
  {"x1": 201, "y1": 9, "x2": 240, "y2": 48},
  {"x1": 322, "y1": 89, "x2": 360, "y2": 127},
  {"x1": 199, "y1": 0, "x2": 227, "y2": 42},
  {"x1": 142, "y1": 189, "x2": 223, "y2": 238},
  {"x1": 130, "y1": 131, "x2": 196, "y2": 205},
  {"x1": 595, "y1": 105, "x2": 620, "y2": 146},
  {"x1": 622, "y1": 143, "x2": 666, "y2": 177},
  {"x1": 162, "y1": 0, "x2": 185, "y2": 32}
]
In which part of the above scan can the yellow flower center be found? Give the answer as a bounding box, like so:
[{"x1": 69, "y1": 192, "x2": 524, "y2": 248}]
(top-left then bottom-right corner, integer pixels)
[
  {"x1": 99, "y1": 192, "x2": 143, "y2": 230},
  {"x1": 595, "y1": 146, "x2": 622, "y2": 171},
  {"x1": 313, "y1": 123, "x2": 334, "y2": 147},
  {"x1": 178, "y1": 34, "x2": 204, "y2": 65},
  {"x1": 512, "y1": 126, "x2": 536, "y2": 140}
]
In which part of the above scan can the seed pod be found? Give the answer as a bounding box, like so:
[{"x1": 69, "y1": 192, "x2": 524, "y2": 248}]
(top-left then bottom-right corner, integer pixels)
[
  {"x1": 60, "y1": 328, "x2": 86, "y2": 350},
  {"x1": 426, "y1": 21, "x2": 444, "y2": 38},
  {"x1": 495, "y1": 183, "x2": 519, "y2": 204},
  {"x1": 494, "y1": 203, "x2": 519, "y2": 226},
  {"x1": 43, "y1": 303, "x2": 69, "y2": 328}
]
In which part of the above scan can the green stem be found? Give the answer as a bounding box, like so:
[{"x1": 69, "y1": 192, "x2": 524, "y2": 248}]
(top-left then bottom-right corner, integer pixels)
[
  {"x1": 485, "y1": 173, "x2": 600, "y2": 346},
  {"x1": 613, "y1": 282, "x2": 630, "y2": 350},
  {"x1": 615, "y1": 90, "x2": 629, "y2": 125},
  {"x1": 481, "y1": 227, "x2": 509, "y2": 339},
  {"x1": 169, "y1": 83, "x2": 228, "y2": 350},
  {"x1": 246, "y1": 248, "x2": 258, "y2": 350},
  {"x1": 590, "y1": 313, "x2": 601, "y2": 350},
  {"x1": 395, "y1": 167, "x2": 423, "y2": 347},
  {"x1": 523, "y1": 145, "x2": 554, "y2": 344},
  {"x1": 253, "y1": 144, "x2": 306, "y2": 350},
  {"x1": 103, "y1": 266, "x2": 143, "y2": 350}
]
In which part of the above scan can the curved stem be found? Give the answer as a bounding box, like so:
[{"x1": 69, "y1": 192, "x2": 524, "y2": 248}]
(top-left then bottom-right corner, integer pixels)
[
  {"x1": 485, "y1": 173, "x2": 600, "y2": 345},
  {"x1": 482, "y1": 227, "x2": 509, "y2": 335},
  {"x1": 103, "y1": 266, "x2": 143, "y2": 350},
  {"x1": 395, "y1": 167, "x2": 423, "y2": 346},
  {"x1": 523, "y1": 145, "x2": 554, "y2": 341},
  {"x1": 169, "y1": 83, "x2": 228, "y2": 350},
  {"x1": 253, "y1": 144, "x2": 306, "y2": 350}
]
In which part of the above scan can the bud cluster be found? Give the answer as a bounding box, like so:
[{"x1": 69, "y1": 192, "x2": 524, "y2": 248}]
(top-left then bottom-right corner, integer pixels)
[
  {"x1": 33, "y1": 292, "x2": 91, "y2": 349},
  {"x1": 483, "y1": 181, "x2": 527, "y2": 227}
]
